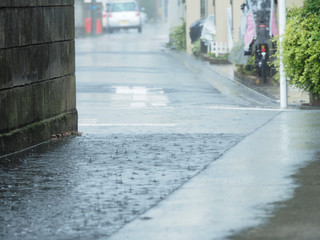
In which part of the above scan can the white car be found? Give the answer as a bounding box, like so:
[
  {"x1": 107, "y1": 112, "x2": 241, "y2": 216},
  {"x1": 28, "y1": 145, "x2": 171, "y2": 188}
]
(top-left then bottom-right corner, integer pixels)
[
  {"x1": 107, "y1": 0, "x2": 142, "y2": 33},
  {"x1": 102, "y1": 2, "x2": 113, "y2": 32}
]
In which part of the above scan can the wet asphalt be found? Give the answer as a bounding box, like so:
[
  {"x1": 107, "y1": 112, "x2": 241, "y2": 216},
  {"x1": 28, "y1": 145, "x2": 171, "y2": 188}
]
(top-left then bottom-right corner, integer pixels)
[{"x1": 1, "y1": 24, "x2": 320, "y2": 239}]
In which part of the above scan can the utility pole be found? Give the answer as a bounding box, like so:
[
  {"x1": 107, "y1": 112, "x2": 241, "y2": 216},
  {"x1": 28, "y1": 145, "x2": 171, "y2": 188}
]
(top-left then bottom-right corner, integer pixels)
[
  {"x1": 279, "y1": 0, "x2": 287, "y2": 108},
  {"x1": 91, "y1": 0, "x2": 97, "y2": 35}
]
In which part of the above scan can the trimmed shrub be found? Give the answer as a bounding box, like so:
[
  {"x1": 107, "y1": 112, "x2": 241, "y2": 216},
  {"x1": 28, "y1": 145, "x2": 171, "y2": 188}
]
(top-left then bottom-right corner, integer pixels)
[{"x1": 279, "y1": 1, "x2": 320, "y2": 97}]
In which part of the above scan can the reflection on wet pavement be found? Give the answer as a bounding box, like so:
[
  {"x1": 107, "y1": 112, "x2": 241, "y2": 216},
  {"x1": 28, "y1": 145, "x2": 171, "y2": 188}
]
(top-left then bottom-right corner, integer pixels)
[
  {"x1": 0, "y1": 133, "x2": 242, "y2": 239},
  {"x1": 1, "y1": 21, "x2": 305, "y2": 240},
  {"x1": 113, "y1": 86, "x2": 169, "y2": 108}
]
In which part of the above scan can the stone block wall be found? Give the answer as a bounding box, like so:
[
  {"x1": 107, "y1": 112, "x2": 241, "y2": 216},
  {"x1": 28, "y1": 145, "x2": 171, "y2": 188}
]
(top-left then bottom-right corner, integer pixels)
[{"x1": 0, "y1": 0, "x2": 77, "y2": 156}]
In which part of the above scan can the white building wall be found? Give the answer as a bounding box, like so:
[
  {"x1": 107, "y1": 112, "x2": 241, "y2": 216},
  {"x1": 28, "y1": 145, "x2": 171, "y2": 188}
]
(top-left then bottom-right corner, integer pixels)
[
  {"x1": 168, "y1": 0, "x2": 186, "y2": 29},
  {"x1": 186, "y1": 0, "x2": 201, "y2": 53},
  {"x1": 75, "y1": 0, "x2": 85, "y2": 29}
]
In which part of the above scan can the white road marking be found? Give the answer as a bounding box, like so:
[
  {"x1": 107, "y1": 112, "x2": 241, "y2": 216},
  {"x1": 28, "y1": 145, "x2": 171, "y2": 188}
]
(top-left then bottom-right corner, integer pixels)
[
  {"x1": 205, "y1": 106, "x2": 297, "y2": 112},
  {"x1": 78, "y1": 123, "x2": 177, "y2": 127}
]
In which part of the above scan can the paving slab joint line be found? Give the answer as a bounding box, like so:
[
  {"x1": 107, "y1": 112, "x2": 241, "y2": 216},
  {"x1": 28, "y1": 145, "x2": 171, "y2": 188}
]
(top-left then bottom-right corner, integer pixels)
[{"x1": 108, "y1": 111, "x2": 284, "y2": 239}]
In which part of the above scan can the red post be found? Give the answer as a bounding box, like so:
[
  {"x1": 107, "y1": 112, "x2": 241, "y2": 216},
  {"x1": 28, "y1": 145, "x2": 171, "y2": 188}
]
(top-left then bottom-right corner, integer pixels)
[
  {"x1": 96, "y1": 19, "x2": 102, "y2": 34},
  {"x1": 85, "y1": 18, "x2": 92, "y2": 34}
]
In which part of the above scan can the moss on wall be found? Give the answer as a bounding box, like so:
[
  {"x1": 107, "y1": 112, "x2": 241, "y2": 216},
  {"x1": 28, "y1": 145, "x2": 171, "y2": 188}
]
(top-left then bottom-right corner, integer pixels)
[{"x1": 0, "y1": 1, "x2": 77, "y2": 156}]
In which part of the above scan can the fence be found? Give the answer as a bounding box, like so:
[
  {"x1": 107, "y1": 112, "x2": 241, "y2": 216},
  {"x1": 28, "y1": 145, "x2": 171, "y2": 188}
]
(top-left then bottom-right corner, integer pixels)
[{"x1": 206, "y1": 41, "x2": 230, "y2": 57}]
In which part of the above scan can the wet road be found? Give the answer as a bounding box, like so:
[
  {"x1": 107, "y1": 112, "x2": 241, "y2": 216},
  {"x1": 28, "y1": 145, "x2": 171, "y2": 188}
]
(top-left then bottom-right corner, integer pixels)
[
  {"x1": 1, "y1": 24, "x2": 318, "y2": 239},
  {"x1": 75, "y1": 24, "x2": 277, "y2": 136}
]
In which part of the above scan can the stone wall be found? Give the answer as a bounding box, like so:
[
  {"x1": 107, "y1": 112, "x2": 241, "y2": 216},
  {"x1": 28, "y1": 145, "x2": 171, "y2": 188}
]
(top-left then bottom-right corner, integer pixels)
[{"x1": 0, "y1": 0, "x2": 78, "y2": 156}]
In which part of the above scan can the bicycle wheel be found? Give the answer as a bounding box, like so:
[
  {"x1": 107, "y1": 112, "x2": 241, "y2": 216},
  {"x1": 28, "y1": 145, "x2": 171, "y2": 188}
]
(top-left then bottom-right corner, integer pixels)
[{"x1": 261, "y1": 59, "x2": 267, "y2": 84}]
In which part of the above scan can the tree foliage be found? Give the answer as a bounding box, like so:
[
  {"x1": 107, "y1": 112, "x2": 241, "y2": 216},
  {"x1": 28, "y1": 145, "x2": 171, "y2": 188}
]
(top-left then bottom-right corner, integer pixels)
[{"x1": 279, "y1": 0, "x2": 320, "y2": 96}]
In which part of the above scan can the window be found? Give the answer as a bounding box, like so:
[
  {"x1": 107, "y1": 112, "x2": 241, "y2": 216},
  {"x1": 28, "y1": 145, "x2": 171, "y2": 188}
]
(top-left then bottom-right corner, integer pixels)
[
  {"x1": 112, "y1": 2, "x2": 137, "y2": 12},
  {"x1": 201, "y1": 0, "x2": 207, "y2": 18}
]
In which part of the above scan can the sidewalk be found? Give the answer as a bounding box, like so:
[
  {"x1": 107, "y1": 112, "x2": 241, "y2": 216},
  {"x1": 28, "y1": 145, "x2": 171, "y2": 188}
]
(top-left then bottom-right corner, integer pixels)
[
  {"x1": 107, "y1": 58, "x2": 320, "y2": 240},
  {"x1": 108, "y1": 109, "x2": 320, "y2": 240},
  {"x1": 209, "y1": 63, "x2": 310, "y2": 107}
]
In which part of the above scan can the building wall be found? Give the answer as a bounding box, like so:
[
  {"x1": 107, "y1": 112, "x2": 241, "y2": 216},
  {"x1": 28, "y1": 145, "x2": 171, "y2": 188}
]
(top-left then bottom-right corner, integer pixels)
[
  {"x1": 168, "y1": 0, "x2": 185, "y2": 29},
  {"x1": 207, "y1": 0, "x2": 214, "y2": 15},
  {"x1": 0, "y1": 0, "x2": 78, "y2": 156},
  {"x1": 75, "y1": 0, "x2": 86, "y2": 36},
  {"x1": 185, "y1": 0, "x2": 201, "y2": 53},
  {"x1": 287, "y1": 0, "x2": 304, "y2": 7},
  {"x1": 215, "y1": 0, "x2": 230, "y2": 43},
  {"x1": 180, "y1": 0, "x2": 304, "y2": 54},
  {"x1": 222, "y1": 0, "x2": 304, "y2": 45},
  {"x1": 232, "y1": 0, "x2": 244, "y2": 43}
]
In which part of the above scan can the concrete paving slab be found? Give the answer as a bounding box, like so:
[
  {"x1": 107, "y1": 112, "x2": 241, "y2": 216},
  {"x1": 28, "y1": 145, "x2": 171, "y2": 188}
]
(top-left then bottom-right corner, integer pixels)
[{"x1": 109, "y1": 110, "x2": 320, "y2": 240}]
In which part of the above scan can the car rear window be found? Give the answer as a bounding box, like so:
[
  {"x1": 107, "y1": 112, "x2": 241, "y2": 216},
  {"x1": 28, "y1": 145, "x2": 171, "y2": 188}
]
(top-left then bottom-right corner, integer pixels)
[
  {"x1": 106, "y1": 3, "x2": 112, "y2": 11},
  {"x1": 112, "y1": 2, "x2": 137, "y2": 12}
]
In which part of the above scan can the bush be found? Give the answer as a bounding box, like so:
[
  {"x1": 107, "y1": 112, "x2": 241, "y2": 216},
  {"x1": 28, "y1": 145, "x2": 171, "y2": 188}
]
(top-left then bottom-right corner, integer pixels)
[
  {"x1": 236, "y1": 55, "x2": 256, "y2": 76},
  {"x1": 169, "y1": 19, "x2": 186, "y2": 51},
  {"x1": 207, "y1": 52, "x2": 228, "y2": 60},
  {"x1": 279, "y1": 1, "x2": 320, "y2": 97},
  {"x1": 192, "y1": 39, "x2": 201, "y2": 56},
  {"x1": 302, "y1": 0, "x2": 320, "y2": 15}
]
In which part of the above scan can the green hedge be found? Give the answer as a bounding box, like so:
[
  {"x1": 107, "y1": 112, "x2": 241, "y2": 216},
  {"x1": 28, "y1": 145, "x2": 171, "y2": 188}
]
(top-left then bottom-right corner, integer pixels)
[
  {"x1": 169, "y1": 19, "x2": 186, "y2": 51},
  {"x1": 280, "y1": 0, "x2": 320, "y2": 97}
]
